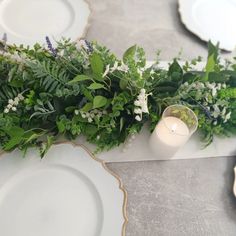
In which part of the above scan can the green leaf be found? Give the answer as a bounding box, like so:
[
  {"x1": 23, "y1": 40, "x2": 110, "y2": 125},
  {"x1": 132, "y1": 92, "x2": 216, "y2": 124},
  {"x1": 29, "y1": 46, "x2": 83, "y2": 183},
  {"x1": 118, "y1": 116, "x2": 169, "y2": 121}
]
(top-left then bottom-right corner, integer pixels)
[
  {"x1": 4, "y1": 126, "x2": 24, "y2": 138},
  {"x1": 68, "y1": 75, "x2": 92, "y2": 84},
  {"x1": 57, "y1": 120, "x2": 66, "y2": 133},
  {"x1": 3, "y1": 136, "x2": 22, "y2": 151},
  {"x1": 119, "y1": 79, "x2": 128, "y2": 90},
  {"x1": 90, "y1": 53, "x2": 104, "y2": 81},
  {"x1": 93, "y1": 96, "x2": 108, "y2": 109},
  {"x1": 87, "y1": 82, "x2": 105, "y2": 90},
  {"x1": 119, "y1": 117, "x2": 124, "y2": 132},
  {"x1": 205, "y1": 54, "x2": 215, "y2": 72},
  {"x1": 81, "y1": 102, "x2": 93, "y2": 112},
  {"x1": 123, "y1": 45, "x2": 137, "y2": 63},
  {"x1": 207, "y1": 41, "x2": 219, "y2": 62}
]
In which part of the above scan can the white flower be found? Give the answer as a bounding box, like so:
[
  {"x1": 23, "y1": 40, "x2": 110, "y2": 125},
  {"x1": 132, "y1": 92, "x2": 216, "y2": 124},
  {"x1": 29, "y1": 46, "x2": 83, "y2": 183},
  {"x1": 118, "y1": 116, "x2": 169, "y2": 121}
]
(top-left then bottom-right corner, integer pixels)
[
  {"x1": 14, "y1": 97, "x2": 20, "y2": 103},
  {"x1": 18, "y1": 94, "x2": 24, "y2": 100},
  {"x1": 8, "y1": 99, "x2": 14, "y2": 105},
  {"x1": 90, "y1": 113, "x2": 95, "y2": 118},
  {"x1": 88, "y1": 117, "x2": 93, "y2": 123},
  {"x1": 213, "y1": 120, "x2": 217, "y2": 125},
  {"x1": 212, "y1": 88, "x2": 217, "y2": 97},
  {"x1": 7, "y1": 104, "x2": 12, "y2": 109},
  {"x1": 85, "y1": 112, "x2": 90, "y2": 118},
  {"x1": 141, "y1": 103, "x2": 149, "y2": 113},
  {"x1": 135, "y1": 115, "x2": 142, "y2": 121},
  {"x1": 118, "y1": 63, "x2": 129, "y2": 72},
  {"x1": 81, "y1": 113, "x2": 86, "y2": 118},
  {"x1": 74, "y1": 110, "x2": 79, "y2": 115},
  {"x1": 222, "y1": 83, "x2": 227, "y2": 88},
  {"x1": 138, "y1": 94, "x2": 144, "y2": 101},
  {"x1": 102, "y1": 65, "x2": 110, "y2": 78},
  {"x1": 134, "y1": 100, "x2": 141, "y2": 106},
  {"x1": 140, "y1": 88, "x2": 146, "y2": 94},
  {"x1": 12, "y1": 107, "x2": 17, "y2": 111},
  {"x1": 224, "y1": 112, "x2": 231, "y2": 123},
  {"x1": 110, "y1": 61, "x2": 119, "y2": 72},
  {"x1": 96, "y1": 135, "x2": 100, "y2": 140},
  {"x1": 221, "y1": 107, "x2": 226, "y2": 116},
  {"x1": 4, "y1": 108, "x2": 9, "y2": 113},
  {"x1": 134, "y1": 108, "x2": 142, "y2": 114}
]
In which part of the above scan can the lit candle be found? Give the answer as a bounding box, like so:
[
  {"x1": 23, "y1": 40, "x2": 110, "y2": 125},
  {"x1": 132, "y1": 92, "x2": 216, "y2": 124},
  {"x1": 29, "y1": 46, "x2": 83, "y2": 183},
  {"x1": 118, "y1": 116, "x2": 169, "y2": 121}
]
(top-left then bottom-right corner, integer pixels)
[{"x1": 149, "y1": 105, "x2": 198, "y2": 159}]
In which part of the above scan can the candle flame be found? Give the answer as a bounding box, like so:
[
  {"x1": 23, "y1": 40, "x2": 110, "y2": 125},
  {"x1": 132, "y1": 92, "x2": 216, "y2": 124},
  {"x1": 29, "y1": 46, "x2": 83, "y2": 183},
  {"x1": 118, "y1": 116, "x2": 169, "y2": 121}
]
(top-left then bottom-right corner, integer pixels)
[{"x1": 171, "y1": 123, "x2": 177, "y2": 132}]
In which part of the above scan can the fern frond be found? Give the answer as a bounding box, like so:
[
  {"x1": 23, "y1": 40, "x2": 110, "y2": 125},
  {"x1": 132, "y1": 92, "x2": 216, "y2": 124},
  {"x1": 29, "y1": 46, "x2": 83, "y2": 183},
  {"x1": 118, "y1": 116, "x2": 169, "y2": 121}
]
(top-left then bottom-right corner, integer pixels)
[{"x1": 27, "y1": 60, "x2": 69, "y2": 92}]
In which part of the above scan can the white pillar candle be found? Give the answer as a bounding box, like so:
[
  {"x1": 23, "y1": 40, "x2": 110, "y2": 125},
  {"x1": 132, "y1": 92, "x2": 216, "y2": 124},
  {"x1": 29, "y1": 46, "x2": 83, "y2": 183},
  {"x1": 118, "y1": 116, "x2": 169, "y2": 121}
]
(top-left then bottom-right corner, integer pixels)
[{"x1": 149, "y1": 105, "x2": 198, "y2": 159}]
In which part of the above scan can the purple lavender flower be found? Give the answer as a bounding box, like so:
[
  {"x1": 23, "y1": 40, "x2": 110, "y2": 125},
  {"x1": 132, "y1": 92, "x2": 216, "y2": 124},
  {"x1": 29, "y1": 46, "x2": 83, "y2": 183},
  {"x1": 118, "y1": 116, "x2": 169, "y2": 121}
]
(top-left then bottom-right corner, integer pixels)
[
  {"x1": 45, "y1": 36, "x2": 57, "y2": 57},
  {"x1": 84, "y1": 39, "x2": 93, "y2": 53}
]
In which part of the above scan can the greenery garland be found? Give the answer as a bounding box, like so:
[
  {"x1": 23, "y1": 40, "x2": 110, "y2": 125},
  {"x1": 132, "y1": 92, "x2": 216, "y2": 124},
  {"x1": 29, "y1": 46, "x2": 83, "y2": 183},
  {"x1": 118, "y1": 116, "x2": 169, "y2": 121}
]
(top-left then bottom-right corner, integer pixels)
[{"x1": 0, "y1": 38, "x2": 236, "y2": 157}]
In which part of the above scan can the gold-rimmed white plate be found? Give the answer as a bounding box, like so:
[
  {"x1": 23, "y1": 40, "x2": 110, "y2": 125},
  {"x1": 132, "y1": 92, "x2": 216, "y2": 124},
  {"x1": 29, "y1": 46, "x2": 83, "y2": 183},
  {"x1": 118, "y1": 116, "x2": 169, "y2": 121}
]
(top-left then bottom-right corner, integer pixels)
[
  {"x1": 179, "y1": 0, "x2": 236, "y2": 51},
  {"x1": 0, "y1": 143, "x2": 127, "y2": 236},
  {"x1": 0, "y1": 0, "x2": 91, "y2": 46}
]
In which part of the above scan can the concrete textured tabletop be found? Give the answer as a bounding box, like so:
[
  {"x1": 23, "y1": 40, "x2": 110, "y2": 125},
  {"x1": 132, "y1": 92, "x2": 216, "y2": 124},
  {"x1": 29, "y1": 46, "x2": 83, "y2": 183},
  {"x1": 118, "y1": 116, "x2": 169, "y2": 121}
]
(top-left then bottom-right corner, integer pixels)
[{"x1": 86, "y1": 0, "x2": 236, "y2": 235}]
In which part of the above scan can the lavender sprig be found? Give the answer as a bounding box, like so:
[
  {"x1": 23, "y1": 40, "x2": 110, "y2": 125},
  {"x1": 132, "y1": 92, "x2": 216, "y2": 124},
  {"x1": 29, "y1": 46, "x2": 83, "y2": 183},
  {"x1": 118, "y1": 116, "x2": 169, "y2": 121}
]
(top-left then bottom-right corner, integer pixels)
[
  {"x1": 45, "y1": 36, "x2": 57, "y2": 57},
  {"x1": 84, "y1": 39, "x2": 93, "y2": 54}
]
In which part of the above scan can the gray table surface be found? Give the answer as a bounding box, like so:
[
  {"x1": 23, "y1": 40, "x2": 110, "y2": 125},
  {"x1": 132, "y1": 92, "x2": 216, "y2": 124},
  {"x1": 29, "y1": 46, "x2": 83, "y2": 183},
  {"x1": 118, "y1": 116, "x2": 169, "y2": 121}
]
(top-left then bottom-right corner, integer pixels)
[{"x1": 86, "y1": 0, "x2": 236, "y2": 235}]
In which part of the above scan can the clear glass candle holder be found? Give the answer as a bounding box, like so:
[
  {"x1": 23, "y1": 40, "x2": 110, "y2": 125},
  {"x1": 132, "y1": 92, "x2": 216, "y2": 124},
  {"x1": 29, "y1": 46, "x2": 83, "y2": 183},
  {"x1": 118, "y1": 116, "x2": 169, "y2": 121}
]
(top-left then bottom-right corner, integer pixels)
[{"x1": 149, "y1": 104, "x2": 198, "y2": 159}]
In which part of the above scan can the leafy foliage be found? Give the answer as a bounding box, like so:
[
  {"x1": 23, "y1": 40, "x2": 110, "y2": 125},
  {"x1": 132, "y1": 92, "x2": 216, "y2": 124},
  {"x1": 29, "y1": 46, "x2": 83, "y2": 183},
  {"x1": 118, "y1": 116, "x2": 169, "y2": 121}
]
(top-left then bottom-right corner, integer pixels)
[{"x1": 0, "y1": 38, "x2": 236, "y2": 156}]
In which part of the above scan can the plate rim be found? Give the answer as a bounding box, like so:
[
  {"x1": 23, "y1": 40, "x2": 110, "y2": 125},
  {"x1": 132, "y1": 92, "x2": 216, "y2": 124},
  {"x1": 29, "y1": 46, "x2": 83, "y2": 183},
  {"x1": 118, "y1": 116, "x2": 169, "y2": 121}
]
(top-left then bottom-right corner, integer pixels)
[
  {"x1": 0, "y1": 141, "x2": 128, "y2": 236},
  {"x1": 178, "y1": 0, "x2": 236, "y2": 51},
  {"x1": 0, "y1": 0, "x2": 92, "y2": 46}
]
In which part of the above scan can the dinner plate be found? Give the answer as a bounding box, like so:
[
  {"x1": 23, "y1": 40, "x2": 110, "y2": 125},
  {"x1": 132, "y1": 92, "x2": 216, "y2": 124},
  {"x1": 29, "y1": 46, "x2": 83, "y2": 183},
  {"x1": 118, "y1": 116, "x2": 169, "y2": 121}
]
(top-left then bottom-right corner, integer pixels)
[
  {"x1": 178, "y1": 0, "x2": 236, "y2": 51},
  {"x1": 0, "y1": 143, "x2": 127, "y2": 236},
  {"x1": 0, "y1": 0, "x2": 91, "y2": 46},
  {"x1": 234, "y1": 167, "x2": 236, "y2": 197}
]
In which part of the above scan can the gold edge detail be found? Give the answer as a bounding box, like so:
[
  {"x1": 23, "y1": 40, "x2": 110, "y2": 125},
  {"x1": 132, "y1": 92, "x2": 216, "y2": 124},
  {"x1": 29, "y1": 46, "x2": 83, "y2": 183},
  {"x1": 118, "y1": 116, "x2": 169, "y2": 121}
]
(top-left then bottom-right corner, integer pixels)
[
  {"x1": 65, "y1": 141, "x2": 128, "y2": 236},
  {"x1": 0, "y1": 141, "x2": 128, "y2": 236}
]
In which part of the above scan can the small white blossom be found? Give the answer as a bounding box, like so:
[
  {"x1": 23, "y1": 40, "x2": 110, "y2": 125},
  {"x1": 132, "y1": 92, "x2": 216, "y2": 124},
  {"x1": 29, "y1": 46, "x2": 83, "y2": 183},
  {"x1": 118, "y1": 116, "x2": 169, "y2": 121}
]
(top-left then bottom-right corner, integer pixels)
[
  {"x1": 18, "y1": 94, "x2": 24, "y2": 100},
  {"x1": 222, "y1": 83, "x2": 226, "y2": 88},
  {"x1": 224, "y1": 112, "x2": 231, "y2": 123},
  {"x1": 134, "y1": 100, "x2": 141, "y2": 106},
  {"x1": 96, "y1": 135, "x2": 100, "y2": 140},
  {"x1": 213, "y1": 120, "x2": 217, "y2": 125},
  {"x1": 74, "y1": 110, "x2": 79, "y2": 115},
  {"x1": 81, "y1": 113, "x2": 86, "y2": 118},
  {"x1": 102, "y1": 64, "x2": 110, "y2": 78},
  {"x1": 134, "y1": 108, "x2": 142, "y2": 114},
  {"x1": 4, "y1": 108, "x2": 9, "y2": 113},
  {"x1": 12, "y1": 107, "x2": 17, "y2": 111},
  {"x1": 135, "y1": 115, "x2": 142, "y2": 121},
  {"x1": 8, "y1": 99, "x2": 14, "y2": 105},
  {"x1": 14, "y1": 97, "x2": 20, "y2": 103},
  {"x1": 118, "y1": 63, "x2": 129, "y2": 72},
  {"x1": 88, "y1": 117, "x2": 93, "y2": 123},
  {"x1": 7, "y1": 104, "x2": 12, "y2": 109}
]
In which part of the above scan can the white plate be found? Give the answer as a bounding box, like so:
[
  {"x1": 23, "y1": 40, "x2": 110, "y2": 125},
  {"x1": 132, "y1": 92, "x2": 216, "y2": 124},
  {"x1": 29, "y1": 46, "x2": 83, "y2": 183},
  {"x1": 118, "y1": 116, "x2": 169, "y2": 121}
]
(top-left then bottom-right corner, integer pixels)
[
  {"x1": 0, "y1": 0, "x2": 91, "y2": 46},
  {"x1": 234, "y1": 167, "x2": 236, "y2": 197},
  {"x1": 0, "y1": 143, "x2": 127, "y2": 236},
  {"x1": 179, "y1": 0, "x2": 236, "y2": 51}
]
